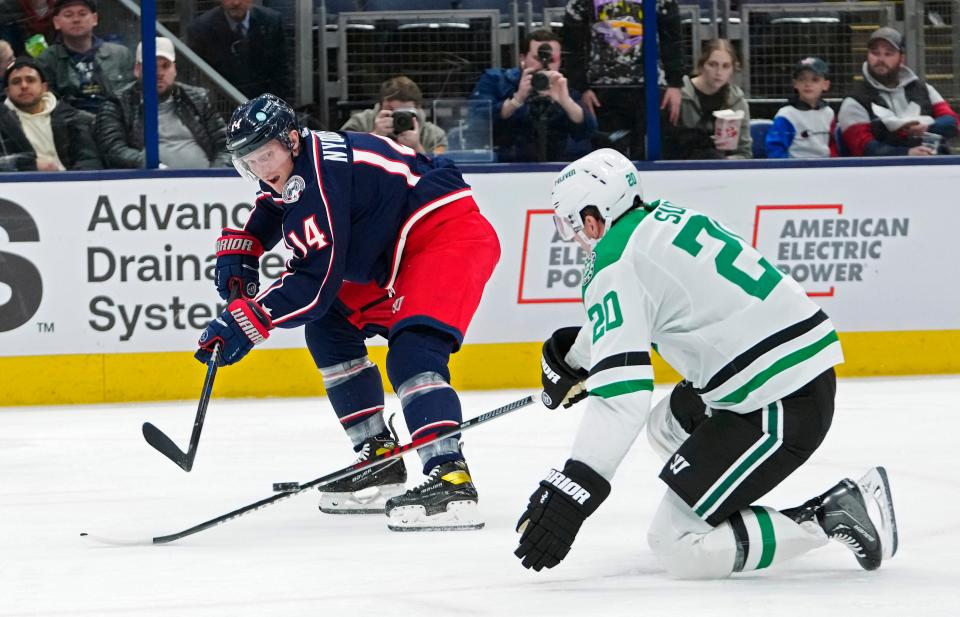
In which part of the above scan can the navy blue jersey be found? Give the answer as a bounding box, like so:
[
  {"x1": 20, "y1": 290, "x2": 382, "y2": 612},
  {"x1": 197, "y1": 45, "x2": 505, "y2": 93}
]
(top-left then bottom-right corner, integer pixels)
[{"x1": 241, "y1": 130, "x2": 473, "y2": 328}]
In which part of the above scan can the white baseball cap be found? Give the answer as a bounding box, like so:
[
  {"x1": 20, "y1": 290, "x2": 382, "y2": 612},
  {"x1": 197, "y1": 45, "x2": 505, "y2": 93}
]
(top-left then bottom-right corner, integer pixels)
[{"x1": 136, "y1": 37, "x2": 176, "y2": 63}]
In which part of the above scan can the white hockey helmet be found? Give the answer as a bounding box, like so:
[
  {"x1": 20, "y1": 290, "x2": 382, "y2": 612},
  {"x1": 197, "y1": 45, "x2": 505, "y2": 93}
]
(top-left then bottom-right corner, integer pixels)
[{"x1": 551, "y1": 148, "x2": 643, "y2": 248}]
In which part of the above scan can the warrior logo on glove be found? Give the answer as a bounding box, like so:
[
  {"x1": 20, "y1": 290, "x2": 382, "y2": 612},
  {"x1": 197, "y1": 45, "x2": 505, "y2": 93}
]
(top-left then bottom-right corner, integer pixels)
[
  {"x1": 196, "y1": 298, "x2": 273, "y2": 366},
  {"x1": 540, "y1": 327, "x2": 588, "y2": 410},
  {"x1": 214, "y1": 228, "x2": 263, "y2": 302},
  {"x1": 515, "y1": 460, "x2": 611, "y2": 571}
]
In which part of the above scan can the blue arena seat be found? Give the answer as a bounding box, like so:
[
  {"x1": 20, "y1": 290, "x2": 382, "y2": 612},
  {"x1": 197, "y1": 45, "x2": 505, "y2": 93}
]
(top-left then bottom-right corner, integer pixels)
[
  {"x1": 750, "y1": 119, "x2": 773, "y2": 159},
  {"x1": 835, "y1": 124, "x2": 850, "y2": 156}
]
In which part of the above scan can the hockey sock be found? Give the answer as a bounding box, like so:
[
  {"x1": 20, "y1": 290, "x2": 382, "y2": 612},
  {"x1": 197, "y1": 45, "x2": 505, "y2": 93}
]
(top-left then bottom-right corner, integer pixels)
[
  {"x1": 397, "y1": 372, "x2": 462, "y2": 472},
  {"x1": 319, "y1": 356, "x2": 388, "y2": 450},
  {"x1": 648, "y1": 491, "x2": 827, "y2": 579},
  {"x1": 387, "y1": 328, "x2": 463, "y2": 473},
  {"x1": 727, "y1": 506, "x2": 828, "y2": 573}
]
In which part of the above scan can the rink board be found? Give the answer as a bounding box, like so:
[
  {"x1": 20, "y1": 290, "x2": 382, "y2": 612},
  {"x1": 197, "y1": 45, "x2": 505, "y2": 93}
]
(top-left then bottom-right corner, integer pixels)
[{"x1": 1, "y1": 162, "x2": 958, "y2": 404}]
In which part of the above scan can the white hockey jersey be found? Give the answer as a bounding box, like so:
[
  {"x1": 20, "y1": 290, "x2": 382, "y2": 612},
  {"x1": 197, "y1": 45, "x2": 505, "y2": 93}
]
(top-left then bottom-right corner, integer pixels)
[{"x1": 565, "y1": 201, "x2": 844, "y2": 480}]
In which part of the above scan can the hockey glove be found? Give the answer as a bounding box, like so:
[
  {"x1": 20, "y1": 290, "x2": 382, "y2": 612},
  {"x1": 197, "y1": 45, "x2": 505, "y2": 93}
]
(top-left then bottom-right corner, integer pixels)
[
  {"x1": 541, "y1": 327, "x2": 588, "y2": 409},
  {"x1": 214, "y1": 228, "x2": 263, "y2": 300},
  {"x1": 515, "y1": 459, "x2": 611, "y2": 571},
  {"x1": 195, "y1": 298, "x2": 273, "y2": 366}
]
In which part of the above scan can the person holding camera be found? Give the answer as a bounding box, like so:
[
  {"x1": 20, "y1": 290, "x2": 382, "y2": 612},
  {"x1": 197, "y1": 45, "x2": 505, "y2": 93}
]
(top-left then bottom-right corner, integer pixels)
[
  {"x1": 340, "y1": 75, "x2": 447, "y2": 156},
  {"x1": 470, "y1": 29, "x2": 597, "y2": 162}
]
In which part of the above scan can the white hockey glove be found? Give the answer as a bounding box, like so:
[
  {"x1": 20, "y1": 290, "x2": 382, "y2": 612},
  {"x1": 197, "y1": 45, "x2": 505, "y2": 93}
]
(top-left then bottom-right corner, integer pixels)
[{"x1": 540, "y1": 327, "x2": 588, "y2": 410}]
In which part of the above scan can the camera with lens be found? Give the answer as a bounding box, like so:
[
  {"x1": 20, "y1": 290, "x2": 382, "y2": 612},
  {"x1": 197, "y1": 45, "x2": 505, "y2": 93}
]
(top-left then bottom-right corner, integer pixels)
[
  {"x1": 530, "y1": 42, "x2": 554, "y2": 91},
  {"x1": 391, "y1": 108, "x2": 417, "y2": 135}
]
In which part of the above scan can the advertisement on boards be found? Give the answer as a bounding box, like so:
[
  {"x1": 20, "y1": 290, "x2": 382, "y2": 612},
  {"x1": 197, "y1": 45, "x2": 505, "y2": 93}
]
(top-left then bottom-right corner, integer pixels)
[{"x1": 2, "y1": 164, "x2": 958, "y2": 359}]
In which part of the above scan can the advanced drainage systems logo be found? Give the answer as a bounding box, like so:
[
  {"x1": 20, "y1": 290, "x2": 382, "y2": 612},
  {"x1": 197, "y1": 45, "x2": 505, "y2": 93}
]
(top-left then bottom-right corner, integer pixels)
[
  {"x1": 752, "y1": 204, "x2": 909, "y2": 297},
  {"x1": 0, "y1": 199, "x2": 43, "y2": 332},
  {"x1": 0, "y1": 198, "x2": 43, "y2": 333}
]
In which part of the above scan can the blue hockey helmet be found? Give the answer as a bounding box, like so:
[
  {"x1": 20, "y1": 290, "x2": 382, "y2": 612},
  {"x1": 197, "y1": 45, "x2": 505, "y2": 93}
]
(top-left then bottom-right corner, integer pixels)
[{"x1": 227, "y1": 94, "x2": 299, "y2": 179}]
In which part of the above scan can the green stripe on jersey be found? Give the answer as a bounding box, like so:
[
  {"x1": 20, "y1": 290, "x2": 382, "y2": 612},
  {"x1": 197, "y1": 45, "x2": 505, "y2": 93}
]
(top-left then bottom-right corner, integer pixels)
[
  {"x1": 695, "y1": 404, "x2": 779, "y2": 517},
  {"x1": 714, "y1": 330, "x2": 840, "y2": 405},
  {"x1": 589, "y1": 379, "x2": 654, "y2": 398},
  {"x1": 584, "y1": 208, "x2": 648, "y2": 293},
  {"x1": 752, "y1": 506, "x2": 777, "y2": 569}
]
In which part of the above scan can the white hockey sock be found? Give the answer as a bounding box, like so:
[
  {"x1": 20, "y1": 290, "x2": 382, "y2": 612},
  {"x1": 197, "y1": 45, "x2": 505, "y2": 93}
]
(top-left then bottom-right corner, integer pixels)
[
  {"x1": 728, "y1": 506, "x2": 828, "y2": 573},
  {"x1": 648, "y1": 491, "x2": 827, "y2": 579}
]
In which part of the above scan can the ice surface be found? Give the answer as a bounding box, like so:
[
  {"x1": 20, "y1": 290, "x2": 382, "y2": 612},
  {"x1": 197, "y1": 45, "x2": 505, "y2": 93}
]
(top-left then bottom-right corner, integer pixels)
[{"x1": 2, "y1": 377, "x2": 958, "y2": 616}]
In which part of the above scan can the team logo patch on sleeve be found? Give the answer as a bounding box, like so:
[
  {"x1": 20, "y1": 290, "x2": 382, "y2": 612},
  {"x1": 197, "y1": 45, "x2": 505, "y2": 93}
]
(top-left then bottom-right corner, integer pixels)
[
  {"x1": 282, "y1": 175, "x2": 306, "y2": 203},
  {"x1": 581, "y1": 251, "x2": 596, "y2": 289}
]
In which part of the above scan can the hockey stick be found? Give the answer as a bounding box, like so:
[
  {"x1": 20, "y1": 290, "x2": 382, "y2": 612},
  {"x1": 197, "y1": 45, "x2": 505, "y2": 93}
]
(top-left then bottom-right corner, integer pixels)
[
  {"x1": 83, "y1": 395, "x2": 535, "y2": 545},
  {"x1": 141, "y1": 282, "x2": 241, "y2": 472},
  {"x1": 141, "y1": 342, "x2": 220, "y2": 472}
]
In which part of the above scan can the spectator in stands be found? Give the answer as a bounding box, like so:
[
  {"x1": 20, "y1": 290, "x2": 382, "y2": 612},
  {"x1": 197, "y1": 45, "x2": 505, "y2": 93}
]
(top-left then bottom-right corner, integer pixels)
[
  {"x1": 0, "y1": 124, "x2": 36, "y2": 170},
  {"x1": 95, "y1": 37, "x2": 231, "y2": 169},
  {"x1": 662, "y1": 39, "x2": 751, "y2": 160},
  {"x1": 470, "y1": 28, "x2": 597, "y2": 162},
  {"x1": 1, "y1": 39, "x2": 14, "y2": 97},
  {"x1": 34, "y1": 0, "x2": 133, "y2": 114},
  {"x1": 562, "y1": 0, "x2": 684, "y2": 159},
  {"x1": 1, "y1": 39, "x2": 14, "y2": 72},
  {"x1": 0, "y1": 56, "x2": 99, "y2": 170},
  {"x1": 187, "y1": 0, "x2": 291, "y2": 100},
  {"x1": 839, "y1": 27, "x2": 958, "y2": 156},
  {"x1": 10, "y1": 0, "x2": 58, "y2": 49},
  {"x1": 340, "y1": 75, "x2": 447, "y2": 156},
  {"x1": 766, "y1": 57, "x2": 837, "y2": 158}
]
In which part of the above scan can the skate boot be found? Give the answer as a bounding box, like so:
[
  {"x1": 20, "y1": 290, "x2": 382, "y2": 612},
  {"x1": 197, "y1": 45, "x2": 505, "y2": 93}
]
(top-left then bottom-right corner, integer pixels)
[
  {"x1": 384, "y1": 459, "x2": 484, "y2": 531},
  {"x1": 782, "y1": 466, "x2": 898, "y2": 571},
  {"x1": 318, "y1": 433, "x2": 407, "y2": 514}
]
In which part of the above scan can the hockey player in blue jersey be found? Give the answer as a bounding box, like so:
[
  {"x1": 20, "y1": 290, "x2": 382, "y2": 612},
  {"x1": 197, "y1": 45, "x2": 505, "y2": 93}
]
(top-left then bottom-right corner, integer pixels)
[{"x1": 194, "y1": 94, "x2": 501, "y2": 531}]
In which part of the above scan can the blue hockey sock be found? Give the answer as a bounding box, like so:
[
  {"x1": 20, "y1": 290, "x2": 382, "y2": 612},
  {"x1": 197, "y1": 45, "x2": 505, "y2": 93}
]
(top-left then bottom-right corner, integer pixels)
[
  {"x1": 319, "y1": 356, "x2": 387, "y2": 450},
  {"x1": 387, "y1": 328, "x2": 463, "y2": 472}
]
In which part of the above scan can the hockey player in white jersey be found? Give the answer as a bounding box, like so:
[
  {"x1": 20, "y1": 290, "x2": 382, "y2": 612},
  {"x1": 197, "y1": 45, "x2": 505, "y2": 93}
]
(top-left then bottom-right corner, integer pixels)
[{"x1": 515, "y1": 149, "x2": 898, "y2": 578}]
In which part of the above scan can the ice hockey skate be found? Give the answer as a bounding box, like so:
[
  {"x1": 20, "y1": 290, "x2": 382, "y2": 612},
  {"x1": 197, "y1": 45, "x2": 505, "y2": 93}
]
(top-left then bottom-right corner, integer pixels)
[
  {"x1": 384, "y1": 459, "x2": 484, "y2": 531},
  {"x1": 318, "y1": 434, "x2": 408, "y2": 514},
  {"x1": 783, "y1": 466, "x2": 898, "y2": 570}
]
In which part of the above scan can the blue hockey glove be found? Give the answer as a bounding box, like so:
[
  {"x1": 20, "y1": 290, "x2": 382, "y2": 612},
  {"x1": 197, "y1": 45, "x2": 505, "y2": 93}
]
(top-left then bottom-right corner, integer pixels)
[
  {"x1": 214, "y1": 228, "x2": 263, "y2": 300},
  {"x1": 515, "y1": 460, "x2": 611, "y2": 571},
  {"x1": 196, "y1": 298, "x2": 273, "y2": 366}
]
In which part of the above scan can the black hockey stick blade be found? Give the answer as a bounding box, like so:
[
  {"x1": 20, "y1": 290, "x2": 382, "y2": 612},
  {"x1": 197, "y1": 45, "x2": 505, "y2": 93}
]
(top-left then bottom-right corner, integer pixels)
[
  {"x1": 142, "y1": 342, "x2": 221, "y2": 472},
  {"x1": 142, "y1": 422, "x2": 190, "y2": 471},
  {"x1": 86, "y1": 395, "x2": 535, "y2": 545}
]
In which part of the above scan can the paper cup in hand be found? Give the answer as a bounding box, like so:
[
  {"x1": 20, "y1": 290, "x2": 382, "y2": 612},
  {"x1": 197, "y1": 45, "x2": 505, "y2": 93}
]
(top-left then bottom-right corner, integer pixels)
[{"x1": 713, "y1": 109, "x2": 744, "y2": 151}]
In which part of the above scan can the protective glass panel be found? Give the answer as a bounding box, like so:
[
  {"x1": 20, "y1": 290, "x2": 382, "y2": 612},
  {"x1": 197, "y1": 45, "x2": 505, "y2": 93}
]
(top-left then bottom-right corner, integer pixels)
[{"x1": 431, "y1": 98, "x2": 494, "y2": 163}]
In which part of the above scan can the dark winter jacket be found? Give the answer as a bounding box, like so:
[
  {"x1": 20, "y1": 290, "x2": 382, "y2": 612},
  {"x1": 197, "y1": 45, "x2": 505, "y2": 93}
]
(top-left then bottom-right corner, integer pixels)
[
  {"x1": 186, "y1": 5, "x2": 291, "y2": 100},
  {"x1": 470, "y1": 66, "x2": 597, "y2": 162},
  {"x1": 35, "y1": 38, "x2": 135, "y2": 114},
  {"x1": 0, "y1": 96, "x2": 101, "y2": 171},
  {"x1": 95, "y1": 80, "x2": 231, "y2": 169}
]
